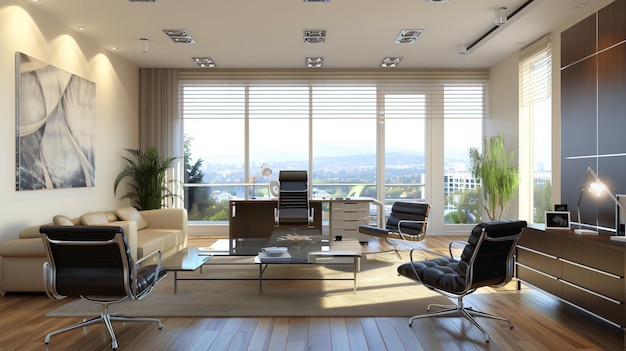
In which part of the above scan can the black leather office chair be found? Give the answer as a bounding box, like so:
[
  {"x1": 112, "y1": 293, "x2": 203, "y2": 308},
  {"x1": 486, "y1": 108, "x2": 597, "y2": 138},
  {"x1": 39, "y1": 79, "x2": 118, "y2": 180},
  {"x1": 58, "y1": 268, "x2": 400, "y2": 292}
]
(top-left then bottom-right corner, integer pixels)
[
  {"x1": 274, "y1": 170, "x2": 314, "y2": 227},
  {"x1": 39, "y1": 225, "x2": 167, "y2": 350},
  {"x1": 359, "y1": 201, "x2": 430, "y2": 256},
  {"x1": 397, "y1": 220, "x2": 527, "y2": 342}
]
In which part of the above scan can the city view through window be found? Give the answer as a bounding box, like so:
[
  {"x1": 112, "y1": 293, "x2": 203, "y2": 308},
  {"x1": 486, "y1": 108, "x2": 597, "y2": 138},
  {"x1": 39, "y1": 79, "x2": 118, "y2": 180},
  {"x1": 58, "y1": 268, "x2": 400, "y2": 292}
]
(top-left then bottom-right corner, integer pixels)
[{"x1": 180, "y1": 80, "x2": 487, "y2": 226}]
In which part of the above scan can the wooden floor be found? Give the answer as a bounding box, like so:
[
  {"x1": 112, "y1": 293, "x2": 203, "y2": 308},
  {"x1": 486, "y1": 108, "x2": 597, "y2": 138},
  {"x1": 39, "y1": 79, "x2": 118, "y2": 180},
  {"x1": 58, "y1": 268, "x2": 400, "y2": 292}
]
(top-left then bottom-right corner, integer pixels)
[{"x1": 0, "y1": 236, "x2": 624, "y2": 351}]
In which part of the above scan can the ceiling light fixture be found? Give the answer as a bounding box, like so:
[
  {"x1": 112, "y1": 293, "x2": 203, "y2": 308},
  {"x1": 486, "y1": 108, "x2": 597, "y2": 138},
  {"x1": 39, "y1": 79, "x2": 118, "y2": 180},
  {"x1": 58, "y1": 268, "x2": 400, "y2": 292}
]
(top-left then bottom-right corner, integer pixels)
[
  {"x1": 462, "y1": 0, "x2": 538, "y2": 55},
  {"x1": 305, "y1": 57, "x2": 324, "y2": 68},
  {"x1": 139, "y1": 38, "x2": 149, "y2": 52},
  {"x1": 192, "y1": 57, "x2": 216, "y2": 68},
  {"x1": 129, "y1": 0, "x2": 157, "y2": 2},
  {"x1": 163, "y1": 29, "x2": 195, "y2": 44},
  {"x1": 304, "y1": 30, "x2": 326, "y2": 44},
  {"x1": 495, "y1": 7, "x2": 508, "y2": 26},
  {"x1": 303, "y1": 0, "x2": 329, "y2": 2},
  {"x1": 394, "y1": 29, "x2": 424, "y2": 44},
  {"x1": 381, "y1": 57, "x2": 402, "y2": 67}
]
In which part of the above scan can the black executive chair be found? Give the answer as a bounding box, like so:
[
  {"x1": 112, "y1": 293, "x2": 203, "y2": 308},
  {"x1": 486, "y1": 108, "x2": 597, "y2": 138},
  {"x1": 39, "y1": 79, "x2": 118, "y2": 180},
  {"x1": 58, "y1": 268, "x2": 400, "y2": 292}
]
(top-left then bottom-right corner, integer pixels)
[
  {"x1": 274, "y1": 170, "x2": 314, "y2": 227},
  {"x1": 39, "y1": 225, "x2": 167, "y2": 350},
  {"x1": 397, "y1": 220, "x2": 527, "y2": 342},
  {"x1": 359, "y1": 201, "x2": 431, "y2": 256}
]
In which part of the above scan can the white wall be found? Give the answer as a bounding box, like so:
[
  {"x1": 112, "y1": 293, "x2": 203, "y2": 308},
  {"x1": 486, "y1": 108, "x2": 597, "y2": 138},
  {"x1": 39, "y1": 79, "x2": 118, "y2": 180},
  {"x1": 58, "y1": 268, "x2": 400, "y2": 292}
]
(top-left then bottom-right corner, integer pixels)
[
  {"x1": 0, "y1": 2, "x2": 139, "y2": 242},
  {"x1": 487, "y1": 52, "x2": 522, "y2": 221}
]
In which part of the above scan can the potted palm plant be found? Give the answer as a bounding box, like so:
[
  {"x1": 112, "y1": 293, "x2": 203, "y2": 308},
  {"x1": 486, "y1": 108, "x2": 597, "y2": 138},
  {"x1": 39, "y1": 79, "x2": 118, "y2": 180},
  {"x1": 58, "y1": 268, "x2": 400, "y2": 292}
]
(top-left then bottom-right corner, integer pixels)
[
  {"x1": 469, "y1": 133, "x2": 519, "y2": 220},
  {"x1": 113, "y1": 147, "x2": 180, "y2": 210}
]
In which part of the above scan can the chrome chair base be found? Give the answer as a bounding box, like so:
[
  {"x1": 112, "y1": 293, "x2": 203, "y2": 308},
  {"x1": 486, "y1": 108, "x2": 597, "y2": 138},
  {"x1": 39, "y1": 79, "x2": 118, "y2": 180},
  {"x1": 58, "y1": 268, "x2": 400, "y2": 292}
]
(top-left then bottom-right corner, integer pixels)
[
  {"x1": 408, "y1": 297, "x2": 513, "y2": 342},
  {"x1": 44, "y1": 303, "x2": 163, "y2": 350}
]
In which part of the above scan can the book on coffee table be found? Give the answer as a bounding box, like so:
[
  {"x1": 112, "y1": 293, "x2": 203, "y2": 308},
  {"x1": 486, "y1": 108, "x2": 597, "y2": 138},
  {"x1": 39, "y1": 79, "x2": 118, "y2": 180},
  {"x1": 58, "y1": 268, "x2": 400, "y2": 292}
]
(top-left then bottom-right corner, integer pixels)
[{"x1": 258, "y1": 247, "x2": 292, "y2": 262}]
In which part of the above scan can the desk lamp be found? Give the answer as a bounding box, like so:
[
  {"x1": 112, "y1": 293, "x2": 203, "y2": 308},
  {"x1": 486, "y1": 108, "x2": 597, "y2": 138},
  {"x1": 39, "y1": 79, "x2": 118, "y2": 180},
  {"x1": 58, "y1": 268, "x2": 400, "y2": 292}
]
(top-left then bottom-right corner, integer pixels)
[
  {"x1": 251, "y1": 163, "x2": 272, "y2": 199},
  {"x1": 575, "y1": 167, "x2": 623, "y2": 234}
]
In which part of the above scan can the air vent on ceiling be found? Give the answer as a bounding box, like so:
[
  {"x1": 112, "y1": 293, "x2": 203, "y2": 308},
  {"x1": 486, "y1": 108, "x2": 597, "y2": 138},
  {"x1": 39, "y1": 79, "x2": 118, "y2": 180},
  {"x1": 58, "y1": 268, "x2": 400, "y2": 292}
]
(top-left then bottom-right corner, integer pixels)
[
  {"x1": 304, "y1": 30, "x2": 326, "y2": 44},
  {"x1": 163, "y1": 29, "x2": 195, "y2": 44},
  {"x1": 394, "y1": 29, "x2": 424, "y2": 44}
]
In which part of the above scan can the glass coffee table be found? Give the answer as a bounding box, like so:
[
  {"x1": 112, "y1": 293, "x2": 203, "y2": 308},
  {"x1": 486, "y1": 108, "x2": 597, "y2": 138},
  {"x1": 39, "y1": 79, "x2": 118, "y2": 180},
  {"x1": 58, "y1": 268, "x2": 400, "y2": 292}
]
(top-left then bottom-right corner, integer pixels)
[
  {"x1": 161, "y1": 247, "x2": 213, "y2": 293},
  {"x1": 248, "y1": 228, "x2": 362, "y2": 293},
  {"x1": 163, "y1": 228, "x2": 362, "y2": 294}
]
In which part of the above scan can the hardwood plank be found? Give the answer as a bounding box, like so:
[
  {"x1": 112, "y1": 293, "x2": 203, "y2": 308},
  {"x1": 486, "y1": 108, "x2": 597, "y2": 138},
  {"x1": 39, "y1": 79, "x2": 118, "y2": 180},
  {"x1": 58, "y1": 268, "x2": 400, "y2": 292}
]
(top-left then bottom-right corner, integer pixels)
[{"x1": 329, "y1": 317, "x2": 350, "y2": 351}]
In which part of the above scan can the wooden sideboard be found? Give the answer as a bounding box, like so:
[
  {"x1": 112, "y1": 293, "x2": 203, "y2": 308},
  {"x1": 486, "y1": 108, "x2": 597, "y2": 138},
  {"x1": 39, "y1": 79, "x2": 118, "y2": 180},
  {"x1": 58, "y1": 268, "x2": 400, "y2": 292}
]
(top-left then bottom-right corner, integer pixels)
[{"x1": 516, "y1": 224, "x2": 626, "y2": 328}]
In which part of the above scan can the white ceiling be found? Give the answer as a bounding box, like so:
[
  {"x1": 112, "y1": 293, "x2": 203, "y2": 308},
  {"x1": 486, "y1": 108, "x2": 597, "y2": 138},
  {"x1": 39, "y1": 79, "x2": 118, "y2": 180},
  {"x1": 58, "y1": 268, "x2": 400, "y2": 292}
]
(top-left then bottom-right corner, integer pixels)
[{"x1": 22, "y1": 0, "x2": 612, "y2": 69}]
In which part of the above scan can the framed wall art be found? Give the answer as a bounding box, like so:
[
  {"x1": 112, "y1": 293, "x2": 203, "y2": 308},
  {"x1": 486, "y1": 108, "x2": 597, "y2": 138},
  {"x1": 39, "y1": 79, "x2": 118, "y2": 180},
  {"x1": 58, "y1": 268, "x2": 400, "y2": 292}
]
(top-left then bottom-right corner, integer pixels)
[
  {"x1": 545, "y1": 211, "x2": 571, "y2": 230},
  {"x1": 15, "y1": 52, "x2": 96, "y2": 191}
]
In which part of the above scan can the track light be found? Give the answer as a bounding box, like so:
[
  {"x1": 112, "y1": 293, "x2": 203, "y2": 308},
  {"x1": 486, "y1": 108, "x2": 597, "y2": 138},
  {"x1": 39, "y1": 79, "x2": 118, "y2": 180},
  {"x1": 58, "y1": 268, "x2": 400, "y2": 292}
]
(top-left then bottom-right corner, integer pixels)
[
  {"x1": 139, "y1": 38, "x2": 149, "y2": 52},
  {"x1": 495, "y1": 7, "x2": 507, "y2": 26}
]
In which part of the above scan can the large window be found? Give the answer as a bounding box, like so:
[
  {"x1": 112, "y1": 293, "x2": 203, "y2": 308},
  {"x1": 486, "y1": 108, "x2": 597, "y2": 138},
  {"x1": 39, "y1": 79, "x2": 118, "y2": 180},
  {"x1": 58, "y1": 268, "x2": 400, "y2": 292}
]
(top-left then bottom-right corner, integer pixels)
[
  {"x1": 519, "y1": 36, "x2": 552, "y2": 223},
  {"x1": 178, "y1": 72, "x2": 487, "y2": 231}
]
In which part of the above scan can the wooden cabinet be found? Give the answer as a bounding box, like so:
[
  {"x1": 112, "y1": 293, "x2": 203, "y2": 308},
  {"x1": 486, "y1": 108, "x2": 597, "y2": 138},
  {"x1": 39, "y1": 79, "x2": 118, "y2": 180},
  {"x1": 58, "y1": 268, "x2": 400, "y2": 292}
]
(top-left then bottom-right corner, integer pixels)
[
  {"x1": 329, "y1": 199, "x2": 370, "y2": 242},
  {"x1": 516, "y1": 225, "x2": 626, "y2": 327}
]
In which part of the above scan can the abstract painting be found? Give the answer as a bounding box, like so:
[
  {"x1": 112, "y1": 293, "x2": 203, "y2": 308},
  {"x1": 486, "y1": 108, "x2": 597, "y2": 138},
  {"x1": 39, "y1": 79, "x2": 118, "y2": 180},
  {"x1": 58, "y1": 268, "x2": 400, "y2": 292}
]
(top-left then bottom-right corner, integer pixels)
[{"x1": 16, "y1": 52, "x2": 96, "y2": 191}]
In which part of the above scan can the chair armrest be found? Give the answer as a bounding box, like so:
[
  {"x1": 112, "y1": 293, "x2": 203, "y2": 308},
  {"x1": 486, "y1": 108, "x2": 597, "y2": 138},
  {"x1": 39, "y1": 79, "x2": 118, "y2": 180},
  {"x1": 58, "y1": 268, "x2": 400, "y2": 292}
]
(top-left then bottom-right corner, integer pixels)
[
  {"x1": 42, "y1": 262, "x2": 66, "y2": 300},
  {"x1": 132, "y1": 249, "x2": 163, "y2": 299},
  {"x1": 397, "y1": 219, "x2": 427, "y2": 235},
  {"x1": 448, "y1": 240, "x2": 467, "y2": 260}
]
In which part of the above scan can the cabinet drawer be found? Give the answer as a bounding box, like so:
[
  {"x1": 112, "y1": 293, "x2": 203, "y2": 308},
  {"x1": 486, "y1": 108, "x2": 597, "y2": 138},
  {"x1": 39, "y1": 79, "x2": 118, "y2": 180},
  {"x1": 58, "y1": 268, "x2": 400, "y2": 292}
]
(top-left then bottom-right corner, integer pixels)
[
  {"x1": 517, "y1": 264, "x2": 561, "y2": 297},
  {"x1": 331, "y1": 201, "x2": 369, "y2": 211},
  {"x1": 517, "y1": 246, "x2": 561, "y2": 277},
  {"x1": 332, "y1": 210, "x2": 368, "y2": 220},
  {"x1": 561, "y1": 280, "x2": 625, "y2": 327},
  {"x1": 561, "y1": 237, "x2": 625, "y2": 276},
  {"x1": 560, "y1": 259, "x2": 624, "y2": 301}
]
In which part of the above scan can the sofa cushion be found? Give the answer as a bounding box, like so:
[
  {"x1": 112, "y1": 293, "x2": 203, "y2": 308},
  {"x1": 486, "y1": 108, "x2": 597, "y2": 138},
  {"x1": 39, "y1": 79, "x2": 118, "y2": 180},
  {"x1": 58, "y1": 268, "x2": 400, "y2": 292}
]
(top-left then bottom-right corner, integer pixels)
[
  {"x1": 136, "y1": 228, "x2": 185, "y2": 258},
  {"x1": 116, "y1": 207, "x2": 149, "y2": 230},
  {"x1": 80, "y1": 212, "x2": 109, "y2": 225},
  {"x1": 53, "y1": 215, "x2": 75, "y2": 226}
]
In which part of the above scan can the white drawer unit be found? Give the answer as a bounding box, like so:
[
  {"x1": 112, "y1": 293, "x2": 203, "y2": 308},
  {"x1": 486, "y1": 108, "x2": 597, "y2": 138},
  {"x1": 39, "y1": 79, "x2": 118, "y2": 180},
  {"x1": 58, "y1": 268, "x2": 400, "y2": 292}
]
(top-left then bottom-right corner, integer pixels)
[{"x1": 329, "y1": 200, "x2": 370, "y2": 242}]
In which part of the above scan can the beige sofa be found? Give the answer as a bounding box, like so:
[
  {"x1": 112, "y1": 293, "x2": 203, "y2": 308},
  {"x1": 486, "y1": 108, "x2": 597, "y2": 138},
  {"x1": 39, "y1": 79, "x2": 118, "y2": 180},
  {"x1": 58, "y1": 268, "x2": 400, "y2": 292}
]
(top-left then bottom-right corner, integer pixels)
[{"x1": 0, "y1": 207, "x2": 187, "y2": 296}]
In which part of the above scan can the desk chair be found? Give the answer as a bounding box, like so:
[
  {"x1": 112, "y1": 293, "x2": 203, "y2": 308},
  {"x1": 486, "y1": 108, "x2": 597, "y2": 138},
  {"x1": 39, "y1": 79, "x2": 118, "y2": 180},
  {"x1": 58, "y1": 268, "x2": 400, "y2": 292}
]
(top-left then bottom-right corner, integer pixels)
[
  {"x1": 275, "y1": 170, "x2": 314, "y2": 227},
  {"x1": 40, "y1": 225, "x2": 167, "y2": 350},
  {"x1": 359, "y1": 201, "x2": 430, "y2": 256},
  {"x1": 397, "y1": 220, "x2": 527, "y2": 342}
]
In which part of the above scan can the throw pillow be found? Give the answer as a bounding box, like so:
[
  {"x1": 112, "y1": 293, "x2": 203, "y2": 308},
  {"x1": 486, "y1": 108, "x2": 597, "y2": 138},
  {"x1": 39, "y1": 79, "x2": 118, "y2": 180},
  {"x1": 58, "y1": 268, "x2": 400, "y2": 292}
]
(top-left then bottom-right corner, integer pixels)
[
  {"x1": 115, "y1": 206, "x2": 149, "y2": 230},
  {"x1": 80, "y1": 212, "x2": 109, "y2": 226},
  {"x1": 52, "y1": 215, "x2": 74, "y2": 226}
]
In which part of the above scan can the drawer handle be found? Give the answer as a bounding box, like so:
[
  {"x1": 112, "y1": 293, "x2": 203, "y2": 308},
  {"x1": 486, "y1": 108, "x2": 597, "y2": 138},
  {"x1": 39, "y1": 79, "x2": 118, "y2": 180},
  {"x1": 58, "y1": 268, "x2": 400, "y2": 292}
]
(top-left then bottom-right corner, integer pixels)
[
  {"x1": 558, "y1": 258, "x2": 623, "y2": 279},
  {"x1": 516, "y1": 263, "x2": 558, "y2": 280},
  {"x1": 517, "y1": 245, "x2": 558, "y2": 260}
]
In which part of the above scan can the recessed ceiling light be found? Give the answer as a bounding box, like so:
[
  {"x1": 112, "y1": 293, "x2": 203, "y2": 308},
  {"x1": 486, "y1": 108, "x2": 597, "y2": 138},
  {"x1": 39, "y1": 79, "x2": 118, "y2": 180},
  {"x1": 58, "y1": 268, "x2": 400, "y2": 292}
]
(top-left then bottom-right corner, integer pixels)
[
  {"x1": 303, "y1": 0, "x2": 329, "y2": 2},
  {"x1": 305, "y1": 57, "x2": 324, "y2": 68},
  {"x1": 304, "y1": 30, "x2": 326, "y2": 44},
  {"x1": 163, "y1": 29, "x2": 195, "y2": 44},
  {"x1": 381, "y1": 57, "x2": 402, "y2": 68},
  {"x1": 575, "y1": 3, "x2": 586, "y2": 8},
  {"x1": 394, "y1": 29, "x2": 424, "y2": 44},
  {"x1": 129, "y1": 0, "x2": 157, "y2": 2},
  {"x1": 425, "y1": 0, "x2": 451, "y2": 2},
  {"x1": 78, "y1": 26, "x2": 86, "y2": 31},
  {"x1": 192, "y1": 57, "x2": 216, "y2": 68}
]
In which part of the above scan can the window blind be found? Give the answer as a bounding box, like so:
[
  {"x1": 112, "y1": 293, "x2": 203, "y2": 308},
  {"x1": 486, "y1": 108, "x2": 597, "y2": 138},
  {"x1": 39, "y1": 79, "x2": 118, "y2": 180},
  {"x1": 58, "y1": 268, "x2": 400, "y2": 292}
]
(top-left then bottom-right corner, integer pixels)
[
  {"x1": 178, "y1": 70, "x2": 489, "y2": 120},
  {"x1": 520, "y1": 35, "x2": 552, "y2": 107}
]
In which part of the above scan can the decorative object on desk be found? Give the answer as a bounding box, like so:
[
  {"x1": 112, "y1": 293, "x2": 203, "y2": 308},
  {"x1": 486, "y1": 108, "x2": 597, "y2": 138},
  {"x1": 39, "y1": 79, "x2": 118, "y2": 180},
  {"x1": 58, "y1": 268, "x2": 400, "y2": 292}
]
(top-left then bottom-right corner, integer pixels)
[
  {"x1": 574, "y1": 167, "x2": 623, "y2": 235},
  {"x1": 269, "y1": 180, "x2": 280, "y2": 197},
  {"x1": 545, "y1": 211, "x2": 570, "y2": 230},
  {"x1": 554, "y1": 204, "x2": 568, "y2": 211},
  {"x1": 469, "y1": 133, "x2": 519, "y2": 220},
  {"x1": 250, "y1": 163, "x2": 272, "y2": 199},
  {"x1": 616, "y1": 194, "x2": 626, "y2": 237},
  {"x1": 113, "y1": 147, "x2": 180, "y2": 210}
]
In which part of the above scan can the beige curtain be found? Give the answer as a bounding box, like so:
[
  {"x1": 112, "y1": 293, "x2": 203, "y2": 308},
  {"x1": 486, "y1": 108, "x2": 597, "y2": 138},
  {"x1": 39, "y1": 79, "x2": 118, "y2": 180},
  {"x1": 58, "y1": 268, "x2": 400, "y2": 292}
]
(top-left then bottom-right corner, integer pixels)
[{"x1": 138, "y1": 68, "x2": 183, "y2": 208}]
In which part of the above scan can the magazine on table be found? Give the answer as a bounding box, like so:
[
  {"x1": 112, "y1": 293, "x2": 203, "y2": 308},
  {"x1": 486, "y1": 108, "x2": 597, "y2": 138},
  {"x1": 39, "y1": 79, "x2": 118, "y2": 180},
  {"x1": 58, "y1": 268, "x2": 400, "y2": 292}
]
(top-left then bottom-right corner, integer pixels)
[{"x1": 258, "y1": 246, "x2": 292, "y2": 262}]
